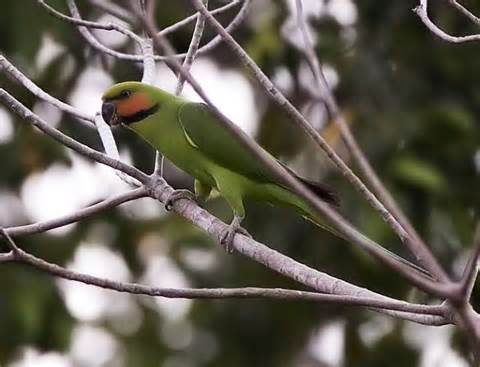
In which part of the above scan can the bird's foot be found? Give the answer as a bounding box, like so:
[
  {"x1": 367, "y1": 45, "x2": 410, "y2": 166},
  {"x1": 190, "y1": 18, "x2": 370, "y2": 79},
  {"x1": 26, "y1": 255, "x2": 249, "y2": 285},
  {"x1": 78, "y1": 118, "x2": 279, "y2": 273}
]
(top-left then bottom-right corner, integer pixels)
[
  {"x1": 165, "y1": 189, "x2": 195, "y2": 211},
  {"x1": 220, "y1": 215, "x2": 251, "y2": 254}
]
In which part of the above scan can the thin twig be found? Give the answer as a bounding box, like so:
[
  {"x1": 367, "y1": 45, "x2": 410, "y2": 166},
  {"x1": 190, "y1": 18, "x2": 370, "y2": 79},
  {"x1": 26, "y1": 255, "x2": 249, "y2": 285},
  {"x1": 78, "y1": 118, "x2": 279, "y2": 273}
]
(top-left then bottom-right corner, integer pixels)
[
  {"x1": 154, "y1": 0, "x2": 208, "y2": 176},
  {"x1": 0, "y1": 55, "x2": 93, "y2": 125},
  {"x1": 414, "y1": 0, "x2": 480, "y2": 43},
  {"x1": 158, "y1": 0, "x2": 241, "y2": 37},
  {"x1": 447, "y1": 0, "x2": 480, "y2": 25},
  {"x1": 459, "y1": 223, "x2": 480, "y2": 300},
  {"x1": 86, "y1": 0, "x2": 134, "y2": 23},
  {"x1": 175, "y1": 0, "x2": 207, "y2": 94},
  {"x1": 66, "y1": 0, "x2": 250, "y2": 63},
  {"x1": 0, "y1": 251, "x2": 15, "y2": 263},
  {"x1": 38, "y1": 0, "x2": 143, "y2": 43},
  {"x1": 0, "y1": 90, "x2": 148, "y2": 183},
  {"x1": 5, "y1": 188, "x2": 147, "y2": 237},
  {"x1": 3, "y1": 243, "x2": 448, "y2": 315},
  {"x1": 294, "y1": 0, "x2": 448, "y2": 281}
]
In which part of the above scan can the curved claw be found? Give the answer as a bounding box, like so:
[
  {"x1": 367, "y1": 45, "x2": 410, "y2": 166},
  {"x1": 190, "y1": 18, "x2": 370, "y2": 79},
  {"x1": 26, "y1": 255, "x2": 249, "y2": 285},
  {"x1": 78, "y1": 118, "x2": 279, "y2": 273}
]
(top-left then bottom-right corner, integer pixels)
[
  {"x1": 220, "y1": 215, "x2": 250, "y2": 254},
  {"x1": 165, "y1": 189, "x2": 195, "y2": 211}
]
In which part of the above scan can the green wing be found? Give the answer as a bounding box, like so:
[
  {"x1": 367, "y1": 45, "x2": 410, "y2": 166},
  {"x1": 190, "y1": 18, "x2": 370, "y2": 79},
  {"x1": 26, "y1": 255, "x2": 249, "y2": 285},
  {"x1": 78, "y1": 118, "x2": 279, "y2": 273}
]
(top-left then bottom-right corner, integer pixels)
[
  {"x1": 178, "y1": 102, "x2": 278, "y2": 184},
  {"x1": 178, "y1": 102, "x2": 339, "y2": 206}
]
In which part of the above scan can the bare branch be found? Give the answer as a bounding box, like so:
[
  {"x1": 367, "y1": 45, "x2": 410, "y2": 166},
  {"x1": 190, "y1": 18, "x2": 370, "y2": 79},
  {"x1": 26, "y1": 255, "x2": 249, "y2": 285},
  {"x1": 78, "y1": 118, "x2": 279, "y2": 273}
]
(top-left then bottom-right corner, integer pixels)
[
  {"x1": 66, "y1": 0, "x2": 250, "y2": 63},
  {"x1": 154, "y1": 0, "x2": 209, "y2": 175},
  {"x1": 0, "y1": 251, "x2": 14, "y2": 263},
  {"x1": 38, "y1": 0, "x2": 143, "y2": 43},
  {"x1": 0, "y1": 203, "x2": 449, "y2": 325},
  {"x1": 447, "y1": 0, "x2": 480, "y2": 25},
  {"x1": 0, "y1": 90, "x2": 148, "y2": 183},
  {"x1": 158, "y1": 0, "x2": 241, "y2": 37},
  {"x1": 459, "y1": 223, "x2": 480, "y2": 300},
  {"x1": 144, "y1": 176, "x2": 449, "y2": 325},
  {"x1": 5, "y1": 187, "x2": 147, "y2": 237},
  {"x1": 414, "y1": 0, "x2": 480, "y2": 43},
  {"x1": 4, "y1": 242, "x2": 449, "y2": 316},
  {"x1": 175, "y1": 0, "x2": 207, "y2": 94},
  {"x1": 86, "y1": 0, "x2": 134, "y2": 23},
  {"x1": 0, "y1": 55, "x2": 93, "y2": 125},
  {"x1": 294, "y1": 0, "x2": 448, "y2": 281}
]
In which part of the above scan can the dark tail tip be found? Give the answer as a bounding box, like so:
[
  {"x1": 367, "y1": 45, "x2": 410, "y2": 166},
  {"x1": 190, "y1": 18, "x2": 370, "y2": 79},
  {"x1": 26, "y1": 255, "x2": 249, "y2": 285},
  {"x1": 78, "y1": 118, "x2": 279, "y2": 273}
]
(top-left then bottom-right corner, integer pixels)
[
  {"x1": 297, "y1": 177, "x2": 340, "y2": 207},
  {"x1": 277, "y1": 160, "x2": 340, "y2": 207}
]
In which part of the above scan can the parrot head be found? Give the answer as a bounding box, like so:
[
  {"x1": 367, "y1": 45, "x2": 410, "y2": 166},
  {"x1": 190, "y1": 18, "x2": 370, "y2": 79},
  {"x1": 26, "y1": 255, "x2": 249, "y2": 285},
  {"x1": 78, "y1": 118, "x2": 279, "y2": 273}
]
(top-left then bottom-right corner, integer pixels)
[{"x1": 101, "y1": 81, "x2": 159, "y2": 126}]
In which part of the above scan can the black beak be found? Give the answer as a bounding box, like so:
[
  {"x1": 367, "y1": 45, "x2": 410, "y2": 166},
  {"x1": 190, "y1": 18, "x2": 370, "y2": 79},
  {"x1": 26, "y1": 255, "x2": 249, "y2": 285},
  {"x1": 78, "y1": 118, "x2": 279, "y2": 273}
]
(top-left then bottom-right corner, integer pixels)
[{"x1": 101, "y1": 102, "x2": 116, "y2": 125}]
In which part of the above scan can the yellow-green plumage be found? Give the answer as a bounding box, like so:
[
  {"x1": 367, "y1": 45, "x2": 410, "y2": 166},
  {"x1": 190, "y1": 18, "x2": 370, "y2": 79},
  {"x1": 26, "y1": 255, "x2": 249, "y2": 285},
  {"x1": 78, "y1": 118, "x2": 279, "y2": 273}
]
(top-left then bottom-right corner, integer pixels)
[{"x1": 102, "y1": 81, "x2": 338, "y2": 231}]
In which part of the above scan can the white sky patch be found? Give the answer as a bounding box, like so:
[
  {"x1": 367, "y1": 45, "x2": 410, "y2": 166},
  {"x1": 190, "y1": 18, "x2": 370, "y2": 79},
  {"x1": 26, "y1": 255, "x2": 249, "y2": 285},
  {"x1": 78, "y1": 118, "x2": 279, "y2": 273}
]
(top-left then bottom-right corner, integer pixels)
[
  {"x1": 20, "y1": 151, "x2": 130, "y2": 235},
  {"x1": 0, "y1": 107, "x2": 14, "y2": 144},
  {"x1": 282, "y1": 0, "x2": 324, "y2": 48},
  {"x1": 359, "y1": 316, "x2": 394, "y2": 347},
  {"x1": 69, "y1": 325, "x2": 120, "y2": 367},
  {"x1": 8, "y1": 348, "x2": 72, "y2": 367},
  {"x1": 92, "y1": 15, "x2": 130, "y2": 49},
  {"x1": 179, "y1": 247, "x2": 218, "y2": 272},
  {"x1": 0, "y1": 189, "x2": 26, "y2": 227},
  {"x1": 284, "y1": 0, "x2": 325, "y2": 18},
  {"x1": 57, "y1": 243, "x2": 136, "y2": 323},
  {"x1": 36, "y1": 34, "x2": 64, "y2": 72},
  {"x1": 69, "y1": 66, "x2": 113, "y2": 116},
  {"x1": 162, "y1": 355, "x2": 195, "y2": 367},
  {"x1": 308, "y1": 320, "x2": 345, "y2": 367},
  {"x1": 33, "y1": 100, "x2": 62, "y2": 128},
  {"x1": 161, "y1": 320, "x2": 194, "y2": 351},
  {"x1": 120, "y1": 196, "x2": 164, "y2": 221},
  {"x1": 298, "y1": 61, "x2": 339, "y2": 96},
  {"x1": 155, "y1": 58, "x2": 260, "y2": 138},
  {"x1": 403, "y1": 323, "x2": 468, "y2": 367},
  {"x1": 272, "y1": 66, "x2": 294, "y2": 95},
  {"x1": 140, "y1": 255, "x2": 192, "y2": 321},
  {"x1": 326, "y1": 0, "x2": 358, "y2": 26}
]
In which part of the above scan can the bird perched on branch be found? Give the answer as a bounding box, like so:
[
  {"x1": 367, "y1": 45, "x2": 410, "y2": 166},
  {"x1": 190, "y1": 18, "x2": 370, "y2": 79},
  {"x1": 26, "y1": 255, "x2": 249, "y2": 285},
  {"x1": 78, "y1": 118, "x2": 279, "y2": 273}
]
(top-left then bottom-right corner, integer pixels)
[{"x1": 102, "y1": 81, "x2": 339, "y2": 250}]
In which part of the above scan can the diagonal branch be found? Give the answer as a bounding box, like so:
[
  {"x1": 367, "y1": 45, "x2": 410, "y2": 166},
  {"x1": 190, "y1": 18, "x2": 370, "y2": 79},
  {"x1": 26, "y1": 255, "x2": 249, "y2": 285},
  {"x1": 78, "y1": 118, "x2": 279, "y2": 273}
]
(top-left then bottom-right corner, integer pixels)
[
  {"x1": 414, "y1": 0, "x2": 480, "y2": 43},
  {"x1": 0, "y1": 90, "x2": 148, "y2": 183},
  {"x1": 65, "y1": 0, "x2": 250, "y2": 63},
  {"x1": 459, "y1": 223, "x2": 480, "y2": 300},
  {"x1": 5, "y1": 187, "x2": 147, "y2": 237},
  {"x1": 86, "y1": 0, "x2": 134, "y2": 23},
  {"x1": 294, "y1": 0, "x2": 448, "y2": 282},
  {"x1": 0, "y1": 55, "x2": 94, "y2": 125},
  {"x1": 175, "y1": 0, "x2": 207, "y2": 95},
  {"x1": 37, "y1": 0, "x2": 143, "y2": 43},
  {"x1": 1, "y1": 237, "x2": 447, "y2": 318},
  {"x1": 158, "y1": 0, "x2": 241, "y2": 37},
  {"x1": 447, "y1": 0, "x2": 480, "y2": 25},
  {"x1": 0, "y1": 205, "x2": 449, "y2": 325},
  {"x1": 143, "y1": 176, "x2": 449, "y2": 325}
]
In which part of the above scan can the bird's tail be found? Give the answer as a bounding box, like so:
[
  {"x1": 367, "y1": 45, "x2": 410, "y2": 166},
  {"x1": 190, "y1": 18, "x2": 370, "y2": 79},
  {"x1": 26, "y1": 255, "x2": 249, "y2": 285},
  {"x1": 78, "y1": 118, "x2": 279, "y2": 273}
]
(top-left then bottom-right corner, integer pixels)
[
  {"x1": 300, "y1": 204, "x2": 431, "y2": 278},
  {"x1": 269, "y1": 175, "x2": 431, "y2": 278}
]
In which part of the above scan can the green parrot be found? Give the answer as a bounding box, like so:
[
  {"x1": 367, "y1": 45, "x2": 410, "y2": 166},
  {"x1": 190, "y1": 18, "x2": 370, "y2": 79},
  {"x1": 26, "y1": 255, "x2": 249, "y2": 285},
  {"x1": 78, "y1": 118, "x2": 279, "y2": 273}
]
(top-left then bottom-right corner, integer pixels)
[
  {"x1": 101, "y1": 81, "x2": 338, "y2": 247},
  {"x1": 100, "y1": 81, "x2": 429, "y2": 278}
]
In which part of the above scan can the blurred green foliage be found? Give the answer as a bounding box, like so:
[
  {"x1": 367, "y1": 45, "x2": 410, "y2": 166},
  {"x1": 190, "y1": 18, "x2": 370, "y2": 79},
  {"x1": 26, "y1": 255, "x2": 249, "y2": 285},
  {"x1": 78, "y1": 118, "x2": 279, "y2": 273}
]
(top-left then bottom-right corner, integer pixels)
[{"x1": 0, "y1": 0, "x2": 479, "y2": 366}]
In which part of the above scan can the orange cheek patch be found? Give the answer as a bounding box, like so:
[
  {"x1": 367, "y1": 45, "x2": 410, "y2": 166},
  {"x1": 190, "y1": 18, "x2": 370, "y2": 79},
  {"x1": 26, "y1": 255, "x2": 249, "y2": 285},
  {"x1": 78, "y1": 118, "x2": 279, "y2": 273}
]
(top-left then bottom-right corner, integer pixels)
[{"x1": 116, "y1": 92, "x2": 153, "y2": 117}]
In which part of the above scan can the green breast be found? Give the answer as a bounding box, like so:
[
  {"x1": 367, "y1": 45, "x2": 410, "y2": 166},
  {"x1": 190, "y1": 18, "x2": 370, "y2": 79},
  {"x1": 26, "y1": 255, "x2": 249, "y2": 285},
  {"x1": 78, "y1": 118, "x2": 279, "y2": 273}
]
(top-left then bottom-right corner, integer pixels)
[{"x1": 127, "y1": 102, "x2": 215, "y2": 186}]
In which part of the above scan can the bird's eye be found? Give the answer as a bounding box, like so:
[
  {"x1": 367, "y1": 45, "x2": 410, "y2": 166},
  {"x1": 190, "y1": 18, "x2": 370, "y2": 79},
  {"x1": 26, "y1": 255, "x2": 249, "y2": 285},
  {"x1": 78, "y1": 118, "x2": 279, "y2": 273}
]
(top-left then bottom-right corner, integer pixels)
[{"x1": 120, "y1": 89, "x2": 131, "y2": 98}]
